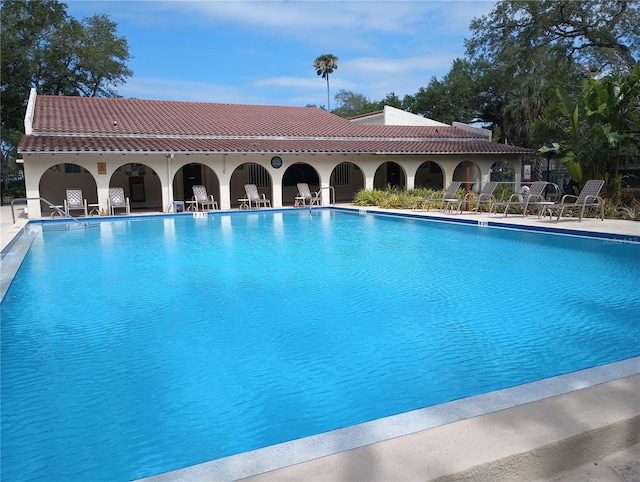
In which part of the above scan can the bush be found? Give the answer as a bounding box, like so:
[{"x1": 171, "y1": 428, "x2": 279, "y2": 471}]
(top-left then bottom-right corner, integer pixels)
[{"x1": 353, "y1": 189, "x2": 389, "y2": 206}]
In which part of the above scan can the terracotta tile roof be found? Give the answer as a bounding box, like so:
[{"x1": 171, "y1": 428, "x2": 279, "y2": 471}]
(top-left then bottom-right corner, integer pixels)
[
  {"x1": 19, "y1": 135, "x2": 531, "y2": 155},
  {"x1": 19, "y1": 95, "x2": 532, "y2": 155}
]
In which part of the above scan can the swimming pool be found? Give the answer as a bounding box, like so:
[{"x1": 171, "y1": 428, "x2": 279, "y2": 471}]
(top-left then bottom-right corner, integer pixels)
[{"x1": 1, "y1": 209, "x2": 639, "y2": 481}]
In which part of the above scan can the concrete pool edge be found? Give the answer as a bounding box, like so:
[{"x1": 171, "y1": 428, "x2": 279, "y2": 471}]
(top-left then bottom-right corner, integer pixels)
[{"x1": 138, "y1": 357, "x2": 640, "y2": 481}]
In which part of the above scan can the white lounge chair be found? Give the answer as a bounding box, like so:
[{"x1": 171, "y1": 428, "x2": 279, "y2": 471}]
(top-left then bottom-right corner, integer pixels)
[
  {"x1": 540, "y1": 179, "x2": 605, "y2": 222},
  {"x1": 244, "y1": 184, "x2": 271, "y2": 209},
  {"x1": 192, "y1": 185, "x2": 218, "y2": 211},
  {"x1": 108, "y1": 187, "x2": 131, "y2": 215},
  {"x1": 414, "y1": 181, "x2": 462, "y2": 211},
  {"x1": 296, "y1": 183, "x2": 320, "y2": 206},
  {"x1": 64, "y1": 188, "x2": 88, "y2": 216}
]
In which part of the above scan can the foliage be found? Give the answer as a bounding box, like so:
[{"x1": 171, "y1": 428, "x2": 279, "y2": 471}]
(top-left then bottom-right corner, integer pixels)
[
  {"x1": 374, "y1": 92, "x2": 404, "y2": 110},
  {"x1": 0, "y1": 0, "x2": 132, "y2": 172},
  {"x1": 353, "y1": 187, "x2": 439, "y2": 209},
  {"x1": 331, "y1": 90, "x2": 377, "y2": 118},
  {"x1": 353, "y1": 189, "x2": 390, "y2": 206},
  {"x1": 403, "y1": 59, "x2": 484, "y2": 125},
  {"x1": 539, "y1": 63, "x2": 640, "y2": 199},
  {"x1": 331, "y1": 90, "x2": 409, "y2": 118},
  {"x1": 467, "y1": 0, "x2": 639, "y2": 76},
  {"x1": 370, "y1": 1, "x2": 638, "y2": 147},
  {"x1": 313, "y1": 53, "x2": 338, "y2": 111}
]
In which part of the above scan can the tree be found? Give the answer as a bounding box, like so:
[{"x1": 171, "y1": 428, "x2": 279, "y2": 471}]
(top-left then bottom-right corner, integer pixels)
[
  {"x1": 313, "y1": 54, "x2": 338, "y2": 111},
  {"x1": 466, "y1": 0, "x2": 639, "y2": 75},
  {"x1": 540, "y1": 63, "x2": 640, "y2": 199},
  {"x1": 331, "y1": 90, "x2": 376, "y2": 118},
  {"x1": 406, "y1": 0, "x2": 638, "y2": 145},
  {"x1": 1, "y1": 0, "x2": 132, "y2": 170},
  {"x1": 374, "y1": 92, "x2": 404, "y2": 110},
  {"x1": 404, "y1": 59, "x2": 485, "y2": 125}
]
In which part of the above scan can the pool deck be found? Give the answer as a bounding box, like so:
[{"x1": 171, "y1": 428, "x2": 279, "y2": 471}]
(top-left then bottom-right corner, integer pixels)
[{"x1": 2, "y1": 205, "x2": 639, "y2": 481}]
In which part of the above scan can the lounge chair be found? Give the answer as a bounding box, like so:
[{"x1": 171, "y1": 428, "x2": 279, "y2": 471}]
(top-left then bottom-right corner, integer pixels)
[
  {"x1": 540, "y1": 179, "x2": 605, "y2": 222},
  {"x1": 491, "y1": 181, "x2": 547, "y2": 217},
  {"x1": 445, "y1": 181, "x2": 498, "y2": 213},
  {"x1": 64, "y1": 188, "x2": 88, "y2": 216},
  {"x1": 108, "y1": 187, "x2": 131, "y2": 215},
  {"x1": 192, "y1": 185, "x2": 219, "y2": 211},
  {"x1": 244, "y1": 184, "x2": 271, "y2": 209},
  {"x1": 414, "y1": 181, "x2": 462, "y2": 211},
  {"x1": 295, "y1": 183, "x2": 320, "y2": 206}
]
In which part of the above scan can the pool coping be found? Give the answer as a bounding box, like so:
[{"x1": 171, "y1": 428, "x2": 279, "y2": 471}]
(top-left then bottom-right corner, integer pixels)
[{"x1": 137, "y1": 357, "x2": 640, "y2": 481}]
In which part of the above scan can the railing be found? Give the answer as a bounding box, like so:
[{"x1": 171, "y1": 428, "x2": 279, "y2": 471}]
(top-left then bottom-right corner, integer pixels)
[
  {"x1": 310, "y1": 186, "x2": 335, "y2": 214},
  {"x1": 11, "y1": 197, "x2": 86, "y2": 225}
]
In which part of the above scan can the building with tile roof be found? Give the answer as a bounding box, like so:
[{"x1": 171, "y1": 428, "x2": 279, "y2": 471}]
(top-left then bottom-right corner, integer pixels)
[{"x1": 18, "y1": 89, "x2": 532, "y2": 217}]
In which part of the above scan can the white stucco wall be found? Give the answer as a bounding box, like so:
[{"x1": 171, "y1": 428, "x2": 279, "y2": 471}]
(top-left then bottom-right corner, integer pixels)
[{"x1": 21, "y1": 151, "x2": 523, "y2": 218}]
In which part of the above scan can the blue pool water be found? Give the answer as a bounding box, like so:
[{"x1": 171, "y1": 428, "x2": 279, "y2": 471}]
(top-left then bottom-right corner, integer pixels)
[{"x1": 2, "y1": 210, "x2": 639, "y2": 481}]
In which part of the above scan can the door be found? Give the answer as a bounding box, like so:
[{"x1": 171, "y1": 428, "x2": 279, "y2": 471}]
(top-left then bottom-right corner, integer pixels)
[{"x1": 182, "y1": 164, "x2": 202, "y2": 201}]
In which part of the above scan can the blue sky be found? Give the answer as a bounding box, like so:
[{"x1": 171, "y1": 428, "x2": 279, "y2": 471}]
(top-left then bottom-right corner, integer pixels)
[{"x1": 65, "y1": 1, "x2": 496, "y2": 108}]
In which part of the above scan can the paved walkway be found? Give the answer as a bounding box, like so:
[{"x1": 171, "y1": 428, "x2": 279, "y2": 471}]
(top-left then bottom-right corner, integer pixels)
[{"x1": 2, "y1": 205, "x2": 639, "y2": 481}]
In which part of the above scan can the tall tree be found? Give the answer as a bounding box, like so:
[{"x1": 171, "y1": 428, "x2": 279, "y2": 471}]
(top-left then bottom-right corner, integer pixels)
[
  {"x1": 467, "y1": 0, "x2": 638, "y2": 75},
  {"x1": 1, "y1": 0, "x2": 132, "y2": 168},
  {"x1": 374, "y1": 92, "x2": 404, "y2": 110},
  {"x1": 313, "y1": 54, "x2": 338, "y2": 111},
  {"x1": 331, "y1": 90, "x2": 376, "y2": 118},
  {"x1": 404, "y1": 59, "x2": 485, "y2": 125},
  {"x1": 407, "y1": 0, "x2": 639, "y2": 145},
  {"x1": 540, "y1": 63, "x2": 640, "y2": 198}
]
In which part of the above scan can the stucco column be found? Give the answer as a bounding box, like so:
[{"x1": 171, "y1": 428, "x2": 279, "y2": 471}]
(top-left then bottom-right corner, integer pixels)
[
  {"x1": 271, "y1": 179, "x2": 282, "y2": 208},
  {"x1": 218, "y1": 173, "x2": 232, "y2": 210},
  {"x1": 95, "y1": 176, "x2": 111, "y2": 215},
  {"x1": 406, "y1": 173, "x2": 415, "y2": 190},
  {"x1": 24, "y1": 175, "x2": 42, "y2": 219},
  {"x1": 442, "y1": 166, "x2": 457, "y2": 188}
]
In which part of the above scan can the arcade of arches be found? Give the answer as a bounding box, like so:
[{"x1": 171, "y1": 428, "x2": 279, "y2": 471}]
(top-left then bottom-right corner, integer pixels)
[{"x1": 28, "y1": 155, "x2": 521, "y2": 217}]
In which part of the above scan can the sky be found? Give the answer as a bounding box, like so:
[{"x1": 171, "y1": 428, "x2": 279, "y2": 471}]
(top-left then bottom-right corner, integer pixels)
[{"x1": 65, "y1": 1, "x2": 497, "y2": 108}]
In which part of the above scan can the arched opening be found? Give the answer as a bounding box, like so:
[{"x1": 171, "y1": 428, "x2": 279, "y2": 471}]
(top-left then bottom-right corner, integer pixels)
[
  {"x1": 230, "y1": 162, "x2": 272, "y2": 208},
  {"x1": 490, "y1": 160, "x2": 514, "y2": 183},
  {"x1": 110, "y1": 163, "x2": 162, "y2": 212},
  {"x1": 173, "y1": 163, "x2": 220, "y2": 206},
  {"x1": 282, "y1": 162, "x2": 320, "y2": 205},
  {"x1": 374, "y1": 161, "x2": 406, "y2": 190},
  {"x1": 330, "y1": 161, "x2": 364, "y2": 202},
  {"x1": 453, "y1": 161, "x2": 481, "y2": 193},
  {"x1": 415, "y1": 161, "x2": 445, "y2": 189},
  {"x1": 38, "y1": 163, "x2": 97, "y2": 216}
]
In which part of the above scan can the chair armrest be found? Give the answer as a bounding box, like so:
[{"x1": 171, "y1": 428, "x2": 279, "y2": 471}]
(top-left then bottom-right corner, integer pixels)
[
  {"x1": 583, "y1": 195, "x2": 602, "y2": 205},
  {"x1": 560, "y1": 194, "x2": 578, "y2": 204}
]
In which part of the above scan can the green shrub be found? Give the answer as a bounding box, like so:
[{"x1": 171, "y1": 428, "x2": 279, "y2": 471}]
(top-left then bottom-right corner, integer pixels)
[{"x1": 353, "y1": 188, "x2": 388, "y2": 206}]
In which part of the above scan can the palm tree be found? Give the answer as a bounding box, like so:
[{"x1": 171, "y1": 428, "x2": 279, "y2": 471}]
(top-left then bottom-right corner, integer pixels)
[{"x1": 313, "y1": 54, "x2": 338, "y2": 111}]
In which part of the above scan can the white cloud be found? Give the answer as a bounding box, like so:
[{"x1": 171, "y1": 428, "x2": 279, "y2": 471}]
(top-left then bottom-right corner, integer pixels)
[
  {"x1": 67, "y1": 1, "x2": 498, "y2": 106},
  {"x1": 343, "y1": 53, "x2": 459, "y2": 77}
]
